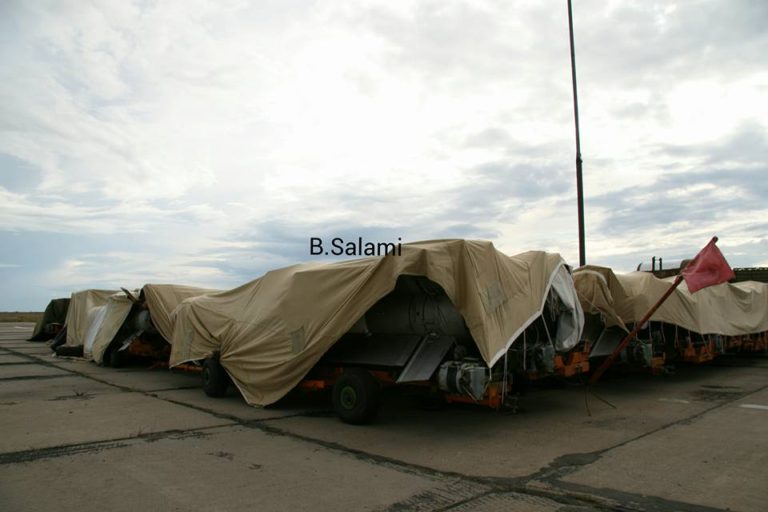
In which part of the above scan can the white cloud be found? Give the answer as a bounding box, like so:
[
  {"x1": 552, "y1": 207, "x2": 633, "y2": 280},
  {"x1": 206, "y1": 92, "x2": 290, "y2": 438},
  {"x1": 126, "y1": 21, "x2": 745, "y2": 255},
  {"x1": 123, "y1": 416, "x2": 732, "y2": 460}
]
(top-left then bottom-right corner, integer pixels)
[{"x1": 1, "y1": 0, "x2": 767, "y2": 309}]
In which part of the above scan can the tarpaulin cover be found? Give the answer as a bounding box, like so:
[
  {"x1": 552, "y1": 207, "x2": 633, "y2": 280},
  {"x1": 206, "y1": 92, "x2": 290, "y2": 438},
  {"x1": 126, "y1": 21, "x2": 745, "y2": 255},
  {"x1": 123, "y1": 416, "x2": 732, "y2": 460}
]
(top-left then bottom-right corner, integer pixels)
[
  {"x1": 65, "y1": 290, "x2": 119, "y2": 347},
  {"x1": 89, "y1": 292, "x2": 135, "y2": 363},
  {"x1": 89, "y1": 285, "x2": 218, "y2": 364},
  {"x1": 142, "y1": 284, "x2": 219, "y2": 343},
  {"x1": 573, "y1": 267, "x2": 631, "y2": 331},
  {"x1": 28, "y1": 298, "x2": 70, "y2": 341},
  {"x1": 170, "y1": 239, "x2": 583, "y2": 406},
  {"x1": 573, "y1": 266, "x2": 768, "y2": 335}
]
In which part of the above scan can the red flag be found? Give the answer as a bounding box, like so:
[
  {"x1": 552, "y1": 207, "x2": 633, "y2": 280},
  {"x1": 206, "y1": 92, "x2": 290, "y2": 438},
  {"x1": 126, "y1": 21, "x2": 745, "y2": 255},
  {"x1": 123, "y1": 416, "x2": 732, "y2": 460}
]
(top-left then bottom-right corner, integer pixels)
[{"x1": 681, "y1": 237, "x2": 735, "y2": 293}]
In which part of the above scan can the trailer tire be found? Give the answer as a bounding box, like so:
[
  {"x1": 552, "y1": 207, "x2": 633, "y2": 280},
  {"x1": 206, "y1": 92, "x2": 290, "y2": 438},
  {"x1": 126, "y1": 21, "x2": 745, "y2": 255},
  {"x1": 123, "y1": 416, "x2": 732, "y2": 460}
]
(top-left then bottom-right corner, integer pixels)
[
  {"x1": 106, "y1": 344, "x2": 123, "y2": 368},
  {"x1": 332, "y1": 368, "x2": 380, "y2": 424},
  {"x1": 202, "y1": 357, "x2": 229, "y2": 397},
  {"x1": 49, "y1": 326, "x2": 68, "y2": 351},
  {"x1": 55, "y1": 344, "x2": 84, "y2": 357}
]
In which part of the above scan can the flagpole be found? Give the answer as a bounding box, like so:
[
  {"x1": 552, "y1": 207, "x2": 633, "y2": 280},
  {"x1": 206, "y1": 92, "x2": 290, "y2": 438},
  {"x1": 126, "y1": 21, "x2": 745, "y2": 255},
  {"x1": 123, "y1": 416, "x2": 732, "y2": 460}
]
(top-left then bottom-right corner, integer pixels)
[
  {"x1": 589, "y1": 275, "x2": 684, "y2": 385},
  {"x1": 567, "y1": 0, "x2": 586, "y2": 267}
]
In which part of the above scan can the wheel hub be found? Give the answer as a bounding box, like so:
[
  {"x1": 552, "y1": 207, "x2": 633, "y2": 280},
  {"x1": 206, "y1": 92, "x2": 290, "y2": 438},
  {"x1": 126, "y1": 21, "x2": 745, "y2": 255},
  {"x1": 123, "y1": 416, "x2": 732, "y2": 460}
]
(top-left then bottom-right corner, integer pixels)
[{"x1": 339, "y1": 385, "x2": 357, "y2": 409}]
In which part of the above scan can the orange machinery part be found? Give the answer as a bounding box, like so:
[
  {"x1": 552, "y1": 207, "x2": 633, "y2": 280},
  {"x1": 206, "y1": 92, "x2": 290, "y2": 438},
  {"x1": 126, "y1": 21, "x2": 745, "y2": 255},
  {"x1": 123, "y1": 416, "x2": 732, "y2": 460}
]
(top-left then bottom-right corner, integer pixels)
[
  {"x1": 299, "y1": 368, "x2": 509, "y2": 411},
  {"x1": 126, "y1": 336, "x2": 170, "y2": 361},
  {"x1": 650, "y1": 355, "x2": 666, "y2": 374},
  {"x1": 732, "y1": 332, "x2": 768, "y2": 353},
  {"x1": 554, "y1": 349, "x2": 590, "y2": 377},
  {"x1": 528, "y1": 346, "x2": 591, "y2": 380},
  {"x1": 297, "y1": 368, "x2": 397, "y2": 391},
  {"x1": 444, "y1": 382, "x2": 506, "y2": 410},
  {"x1": 681, "y1": 339, "x2": 716, "y2": 364}
]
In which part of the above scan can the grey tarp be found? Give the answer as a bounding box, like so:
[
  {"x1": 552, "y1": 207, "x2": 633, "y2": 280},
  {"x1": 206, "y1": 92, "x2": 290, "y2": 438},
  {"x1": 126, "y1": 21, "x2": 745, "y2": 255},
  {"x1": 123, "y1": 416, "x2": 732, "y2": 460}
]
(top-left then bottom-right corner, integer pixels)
[
  {"x1": 28, "y1": 298, "x2": 70, "y2": 341},
  {"x1": 170, "y1": 239, "x2": 583, "y2": 406},
  {"x1": 573, "y1": 266, "x2": 768, "y2": 335}
]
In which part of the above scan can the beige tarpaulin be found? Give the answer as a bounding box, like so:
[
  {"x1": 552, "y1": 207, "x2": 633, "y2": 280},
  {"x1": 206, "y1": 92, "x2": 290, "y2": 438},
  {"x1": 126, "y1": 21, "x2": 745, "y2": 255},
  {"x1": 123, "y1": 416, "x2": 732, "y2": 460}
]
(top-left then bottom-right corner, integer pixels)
[
  {"x1": 573, "y1": 266, "x2": 768, "y2": 335},
  {"x1": 170, "y1": 239, "x2": 582, "y2": 406},
  {"x1": 89, "y1": 291, "x2": 136, "y2": 363},
  {"x1": 88, "y1": 285, "x2": 219, "y2": 364},
  {"x1": 142, "y1": 284, "x2": 219, "y2": 343},
  {"x1": 65, "y1": 289, "x2": 119, "y2": 347},
  {"x1": 573, "y1": 266, "x2": 630, "y2": 331}
]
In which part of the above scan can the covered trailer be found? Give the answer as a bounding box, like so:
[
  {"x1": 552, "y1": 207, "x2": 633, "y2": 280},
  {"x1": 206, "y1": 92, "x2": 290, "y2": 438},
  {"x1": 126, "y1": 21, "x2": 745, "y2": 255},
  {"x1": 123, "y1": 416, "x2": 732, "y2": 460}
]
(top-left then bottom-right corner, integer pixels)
[
  {"x1": 88, "y1": 285, "x2": 220, "y2": 366},
  {"x1": 51, "y1": 289, "x2": 119, "y2": 357},
  {"x1": 52, "y1": 286, "x2": 217, "y2": 366},
  {"x1": 170, "y1": 239, "x2": 585, "y2": 423},
  {"x1": 574, "y1": 266, "x2": 768, "y2": 369},
  {"x1": 28, "y1": 298, "x2": 70, "y2": 341}
]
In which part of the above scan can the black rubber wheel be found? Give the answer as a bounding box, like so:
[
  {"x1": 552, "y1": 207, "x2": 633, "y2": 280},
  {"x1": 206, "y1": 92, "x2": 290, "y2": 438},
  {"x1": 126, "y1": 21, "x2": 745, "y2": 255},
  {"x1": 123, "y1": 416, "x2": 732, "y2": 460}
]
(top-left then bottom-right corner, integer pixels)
[
  {"x1": 108, "y1": 344, "x2": 123, "y2": 368},
  {"x1": 101, "y1": 342, "x2": 123, "y2": 368},
  {"x1": 49, "y1": 326, "x2": 68, "y2": 351},
  {"x1": 55, "y1": 344, "x2": 84, "y2": 357},
  {"x1": 202, "y1": 357, "x2": 229, "y2": 397},
  {"x1": 332, "y1": 368, "x2": 381, "y2": 424}
]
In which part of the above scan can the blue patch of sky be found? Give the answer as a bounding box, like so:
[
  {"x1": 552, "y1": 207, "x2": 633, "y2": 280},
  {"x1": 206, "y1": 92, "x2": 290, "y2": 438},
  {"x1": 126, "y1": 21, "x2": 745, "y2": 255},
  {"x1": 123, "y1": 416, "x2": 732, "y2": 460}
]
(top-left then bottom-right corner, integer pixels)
[
  {"x1": 0, "y1": 153, "x2": 40, "y2": 193},
  {"x1": 0, "y1": 231, "x2": 131, "y2": 310}
]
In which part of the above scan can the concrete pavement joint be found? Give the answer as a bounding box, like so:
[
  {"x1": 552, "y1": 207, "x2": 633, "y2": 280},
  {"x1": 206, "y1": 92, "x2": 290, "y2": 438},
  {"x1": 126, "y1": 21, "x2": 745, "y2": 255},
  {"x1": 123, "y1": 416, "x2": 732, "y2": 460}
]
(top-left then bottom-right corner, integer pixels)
[
  {"x1": 0, "y1": 346, "x2": 122, "y2": 382},
  {"x1": 0, "y1": 350, "x2": 43, "y2": 362},
  {"x1": 429, "y1": 490, "x2": 497, "y2": 512},
  {"x1": 369, "y1": 378, "x2": 768, "y2": 511},
  {"x1": 153, "y1": 395, "x2": 277, "y2": 423},
  {"x1": 376, "y1": 479, "x2": 492, "y2": 511},
  {"x1": 496, "y1": 383, "x2": 768, "y2": 511},
  {"x1": 249, "y1": 420, "x2": 472, "y2": 482},
  {"x1": 241, "y1": 422, "x2": 658, "y2": 511},
  {"x1": 529, "y1": 382, "x2": 768, "y2": 483},
  {"x1": 0, "y1": 440, "x2": 132, "y2": 465},
  {"x1": 0, "y1": 424, "x2": 235, "y2": 465},
  {"x1": 138, "y1": 384, "x2": 201, "y2": 392},
  {"x1": 539, "y1": 480, "x2": 728, "y2": 512},
  {"x1": 0, "y1": 374, "x2": 75, "y2": 382}
]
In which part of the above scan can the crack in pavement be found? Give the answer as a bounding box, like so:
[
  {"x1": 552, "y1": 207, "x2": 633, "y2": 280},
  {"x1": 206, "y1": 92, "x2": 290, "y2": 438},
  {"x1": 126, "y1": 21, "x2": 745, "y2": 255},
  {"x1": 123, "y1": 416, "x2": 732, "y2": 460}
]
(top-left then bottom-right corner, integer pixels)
[
  {"x1": 0, "y1": 425, "x2": 224, "y2": 464},
  {"x1": 527, "y1": 381, "x2": 768, "y2": 483},
  {"x1": 535, "y1": 480, "x2": 729, "y2": 512},
  {"x1": 0, "y1": 374, "x2": 74, "y2": 382}
]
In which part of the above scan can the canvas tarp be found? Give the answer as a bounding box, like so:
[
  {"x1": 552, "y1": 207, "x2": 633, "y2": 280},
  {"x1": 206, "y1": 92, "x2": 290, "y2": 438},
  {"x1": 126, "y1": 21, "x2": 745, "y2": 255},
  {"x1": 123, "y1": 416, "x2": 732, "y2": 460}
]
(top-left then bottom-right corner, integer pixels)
[
  {"x1": 65, "y1": 290, "x2": 119, "y2": 347},
  {"x1": 28, "y1": 298, "x2": 70, "y2": 341},
  {"x1": 573, "y1": 267, "x2": 631, "y2": 331},
  {"x1": 88, "y1": 285, "x2": 218, "y2": 364},
  {"x1": 142, "y1": 284, "x2": 219, "y2": 343},
  {"x1": 88, "y1": 292, "x2": 136, "y2": 363},
  {"x1": 170, "y1": 239, "x2": 583, "y2": 406},
  {"x1": 573, "y1": 266, "x2": 768, "y2": 335}
]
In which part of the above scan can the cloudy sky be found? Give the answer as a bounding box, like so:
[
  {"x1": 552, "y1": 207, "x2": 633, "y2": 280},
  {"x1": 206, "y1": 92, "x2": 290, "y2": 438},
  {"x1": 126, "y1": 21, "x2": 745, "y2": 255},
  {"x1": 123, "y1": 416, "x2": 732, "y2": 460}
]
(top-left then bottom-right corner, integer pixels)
[{"x1": 1, "y1": 0, "x2": 766, "y2": 310}]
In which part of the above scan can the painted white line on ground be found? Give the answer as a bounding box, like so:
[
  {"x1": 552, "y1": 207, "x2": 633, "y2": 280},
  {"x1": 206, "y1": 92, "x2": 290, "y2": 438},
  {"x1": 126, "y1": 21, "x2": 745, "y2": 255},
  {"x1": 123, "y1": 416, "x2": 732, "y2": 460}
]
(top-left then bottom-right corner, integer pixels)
[
  {"x1": 738, "y1": 404, "x2": 768, "y2": 411},
  {"x1": 658, "y1": 398, "x2": 690, "y2": 404}
]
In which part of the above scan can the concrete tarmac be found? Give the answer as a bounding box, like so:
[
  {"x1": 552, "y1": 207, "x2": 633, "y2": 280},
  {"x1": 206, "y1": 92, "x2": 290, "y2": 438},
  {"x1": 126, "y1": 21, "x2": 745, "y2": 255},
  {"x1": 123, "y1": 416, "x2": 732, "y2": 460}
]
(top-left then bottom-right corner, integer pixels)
[{"x1": 1, "y1": 322, "x2": 766, "y2": 511}]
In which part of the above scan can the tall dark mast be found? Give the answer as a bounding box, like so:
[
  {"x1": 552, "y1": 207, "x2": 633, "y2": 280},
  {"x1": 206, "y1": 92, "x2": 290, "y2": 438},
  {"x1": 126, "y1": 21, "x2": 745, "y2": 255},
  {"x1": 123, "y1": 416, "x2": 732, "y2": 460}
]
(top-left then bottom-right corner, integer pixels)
[{"x1": 567, "y1": 0, "x2": 586, "y2": 267}]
